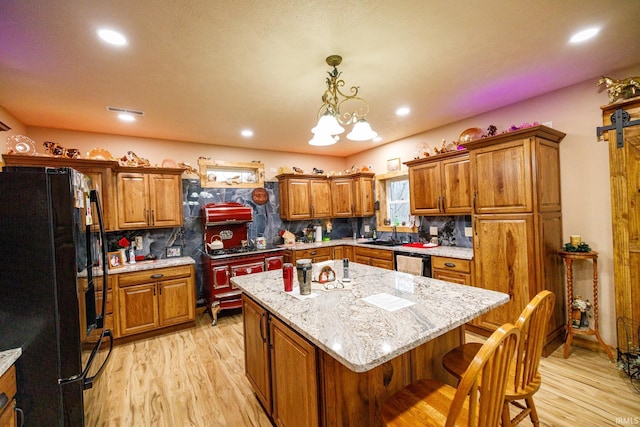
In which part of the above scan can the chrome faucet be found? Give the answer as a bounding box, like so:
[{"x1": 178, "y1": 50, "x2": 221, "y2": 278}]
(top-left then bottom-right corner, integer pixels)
[{"x1": 392, "y1": 225, "x2": 397, "y2": 242}]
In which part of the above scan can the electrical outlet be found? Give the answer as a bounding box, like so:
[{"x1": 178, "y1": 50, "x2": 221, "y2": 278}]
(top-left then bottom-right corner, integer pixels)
[
  {"x1": 429, "y1": 226, "x2": 438, "y2": 235},
  {"x1": 465, "y1": 227, "x2": 473, "y2": 237},
  {"x1": 364, "y1": 225, "x2": 370, "y2": 233},
  {"x1": 135, "y1": 236, "x2": 143, "y2": 249}
]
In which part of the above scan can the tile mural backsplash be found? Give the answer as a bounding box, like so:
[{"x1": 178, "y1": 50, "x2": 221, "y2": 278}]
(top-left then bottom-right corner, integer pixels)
[{"x1": 107, "y1": 179, "x2": 473, "y2": 301}]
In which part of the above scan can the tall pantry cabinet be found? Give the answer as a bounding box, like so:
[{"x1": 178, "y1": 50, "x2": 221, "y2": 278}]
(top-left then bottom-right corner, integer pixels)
[{"x1": 463, "y1": 125, "x2": 566, "y2": 355}]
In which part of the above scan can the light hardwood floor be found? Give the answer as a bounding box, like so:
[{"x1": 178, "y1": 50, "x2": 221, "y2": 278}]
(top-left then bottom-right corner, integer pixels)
[{"x1": 86, "y1": 311, "x2": 640, "y2": 427}]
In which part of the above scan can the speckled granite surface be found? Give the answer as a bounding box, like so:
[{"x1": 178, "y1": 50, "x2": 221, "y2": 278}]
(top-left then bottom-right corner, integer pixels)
[
  {"x1": 0, "y1": 348, "x2": 21, "y2": 377},
  {"x1": 232, "y1": 260, "x2": 507, "y2": 373},
  {"x1": 80, "y1": 256, "x2": 195, "y2": 277},
  {"x1": 280, "y1": 238, "x2": 474, "y2": 260}
]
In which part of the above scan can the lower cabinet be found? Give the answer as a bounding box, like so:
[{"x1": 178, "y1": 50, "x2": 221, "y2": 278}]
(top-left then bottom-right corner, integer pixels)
[
  {"x1": 288, "y1": 247, "x2": 332, "y2": 264},
  {"x1": 431, "y1": 256, "x2": 472, "y2": 285},
  {"x1": 353, "y1": 246, "x2": 394, "y2": 270},
  {"x1": 0, "y1": 365, "x2": 18, "y2": 427},
  {"x1": 116, "y1": 265, "x2": 195, "y2": 337},
  {"x1": 332, "y1": 245, "x2": 353, "y2": 261},
  {"x1": 243, "y1": 295, "x2": 319, "y2": 427}
]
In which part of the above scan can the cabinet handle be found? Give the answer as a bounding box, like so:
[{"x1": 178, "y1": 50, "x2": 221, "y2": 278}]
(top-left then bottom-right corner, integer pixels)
[
  {"x1": 440, "y1": 196, "x2": 445, "y2": 213},
  {"x1": 151, "y1": 209, "x2": 155, "y2": 225},
  {"x1": 151, "y1": 273, "x2": 164, "y2": 279},
  {"x1": 158, "y1": 284, "x2": 162, "y2": 295},
  {"x1": 259, "y1": 312, "x2": 266, "y2": 343},
  {"x1": 153, "y1": 285, "x2": 156, "y2": 296},
  {"x1": 472, "y1": 191, "x2": 477, "y2": 214},
  {"x1": 16, "y1": 406, "x2": 25, "y2": 427},
  {"x1": 146, "y1": 209, "x2": 150, "y2": 225},
  {"x1": 310, "y1": 251, "x2": 317, "y2": 256},
  {"x1": 444, "y1": 262, "x2": 456, "y2": 268}
]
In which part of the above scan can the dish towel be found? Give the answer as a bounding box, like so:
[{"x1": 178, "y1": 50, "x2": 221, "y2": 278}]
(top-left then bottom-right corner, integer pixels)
[{"x1": 395, "y1": 255, "x2": 423, "y2": 275}]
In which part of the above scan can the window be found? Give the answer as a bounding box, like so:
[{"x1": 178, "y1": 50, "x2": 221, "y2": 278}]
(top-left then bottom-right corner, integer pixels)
[
  {"x1": 374, "y1": 171, "x2": 414, "y2": 233},
  {"x1": 387, "y1": 177, "x2": 410, "y2": 226}
]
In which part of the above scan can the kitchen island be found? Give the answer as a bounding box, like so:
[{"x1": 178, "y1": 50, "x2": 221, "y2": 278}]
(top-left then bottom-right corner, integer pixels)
[{"x1": 231, "y1": 260, "x2": 508, "y2": 427}]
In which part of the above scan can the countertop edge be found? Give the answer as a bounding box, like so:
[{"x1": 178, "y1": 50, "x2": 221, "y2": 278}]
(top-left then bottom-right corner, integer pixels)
[{"x1": 0, "y1": 348, "x2": 22, "y2": 377}]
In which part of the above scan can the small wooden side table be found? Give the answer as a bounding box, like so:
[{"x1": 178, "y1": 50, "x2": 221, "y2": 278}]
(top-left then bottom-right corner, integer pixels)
[{"x1": 558, "y1": 250, "x2": 613, "y2": 360}]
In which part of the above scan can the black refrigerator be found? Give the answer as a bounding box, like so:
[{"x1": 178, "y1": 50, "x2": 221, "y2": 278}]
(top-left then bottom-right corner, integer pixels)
[{"x1": 0, "y1": 166, "x2": 113, "y2": 426}]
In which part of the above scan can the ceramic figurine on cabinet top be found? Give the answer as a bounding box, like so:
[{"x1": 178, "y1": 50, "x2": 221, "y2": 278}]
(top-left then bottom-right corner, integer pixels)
[{"x1": 597, "y1": 75, "x2": 640, "y2": 103}]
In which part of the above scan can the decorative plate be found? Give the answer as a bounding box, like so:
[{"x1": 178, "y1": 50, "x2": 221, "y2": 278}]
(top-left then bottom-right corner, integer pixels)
[
  {"x1": 162, "y1": 158, "x2": 178, "y2": 168},
  {"x1": 458, "y1": 127, "x2": 484, "y2": 143},
  {"x1": 87, "y1": 148, "x2": 113, "y2": 160},
  {"x1": 6, "y1": 135, "x2": 36, "y2": 155}
]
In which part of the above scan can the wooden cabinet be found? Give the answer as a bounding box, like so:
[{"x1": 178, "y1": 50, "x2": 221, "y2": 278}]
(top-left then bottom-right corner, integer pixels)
[
  {"x1": 116, "y1": 169, "x2": 183, "y2": 229},
  {"x1": 277, "y1": 174, "x2": 331, "y2": 220},
  {"x1": 463, "y1": 125, "x2": 565, "y2": 355},
  {"x1": 242, "y1": 295, "x2": 319, "y2": 427},
  {"x1": 602, "y1": 98, "x2": 640, "y2": 348},
  {"x1": 2, "y1": 154, "x2": 118, "y2": 230},
  {"x1": 332, "y1": 245, "x2": 353, "y2": 261},
  {"x1": 353, "y1": 246, "x2": 394, "y2": 270},
  {"x1": 0, "y1": 365, "x2": 17, "y2": 427},
  {"x1": 431, "y1": 256, "x2": 472, "y2": 285},
  {"x1": 116, "y1": 265, "x2": 195, "y2": 337},
  {"x1": 330, "y1": 173, "x2": 375, "y2": 217},
  {"x1": 288, "y1": 247, "x2": 332, "y2": 264},
  {"x1": 406, "y1": 151, "x2": 471, "y2": 215}
]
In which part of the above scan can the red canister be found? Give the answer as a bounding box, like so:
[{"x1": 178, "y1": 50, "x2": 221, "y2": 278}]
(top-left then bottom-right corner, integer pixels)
[{"x1": 282, "y1": 263, "x2": 294, "y2": 292}]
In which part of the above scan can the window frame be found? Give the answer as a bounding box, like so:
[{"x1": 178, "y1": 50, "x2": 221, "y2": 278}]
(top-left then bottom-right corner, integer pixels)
[{"x1": 374, "y1": 170, "x2": 415, "y2": 234}]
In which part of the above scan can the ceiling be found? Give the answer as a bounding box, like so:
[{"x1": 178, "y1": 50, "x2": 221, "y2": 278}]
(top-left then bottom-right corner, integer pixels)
[{"x1": 1, "y1": 1, "x2": 639, "y2": 157}]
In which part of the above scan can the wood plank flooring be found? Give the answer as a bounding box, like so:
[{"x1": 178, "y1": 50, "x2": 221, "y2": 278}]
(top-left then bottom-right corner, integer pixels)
[{"x1": 86, "y1": 312, "x2": 640, "y2": 427}]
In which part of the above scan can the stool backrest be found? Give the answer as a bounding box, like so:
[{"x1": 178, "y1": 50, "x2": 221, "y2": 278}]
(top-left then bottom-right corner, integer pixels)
[
  {"x1": 447, "y1": 323, "x2": 520, "y2": 427},
  {"x1": 512, "y1": 290, "x2": 555, "y2": 394}
]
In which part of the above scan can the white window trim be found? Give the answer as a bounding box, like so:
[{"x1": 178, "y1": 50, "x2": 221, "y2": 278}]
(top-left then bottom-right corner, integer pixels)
[{"x1": 374, "y1": 170, "x2": 416, "y2": 233}]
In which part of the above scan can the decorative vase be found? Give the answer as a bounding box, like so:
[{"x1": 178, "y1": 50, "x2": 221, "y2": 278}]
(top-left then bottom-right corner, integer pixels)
[{"x1": 119, "y1": 248, "x2": 127, "y2": 263}]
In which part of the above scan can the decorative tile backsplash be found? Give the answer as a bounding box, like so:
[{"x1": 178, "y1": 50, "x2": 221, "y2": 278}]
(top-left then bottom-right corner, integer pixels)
[{"x1": 107, "y1": 179, "x2": 473, "y2": 301}]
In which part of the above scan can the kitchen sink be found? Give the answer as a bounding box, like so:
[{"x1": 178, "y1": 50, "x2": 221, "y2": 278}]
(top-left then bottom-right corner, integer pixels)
[{"x1": 364, "y1": 240, "x2": 402, "y2": 247}]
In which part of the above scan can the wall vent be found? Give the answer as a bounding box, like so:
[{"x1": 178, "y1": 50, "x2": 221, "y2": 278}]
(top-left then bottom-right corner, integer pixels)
[
  {"x1": 105, "y1": 106, "x2": 144, "y2": 116},
  {"x1": 0, "y1": 121, "x2": 11, "y2": 131}
]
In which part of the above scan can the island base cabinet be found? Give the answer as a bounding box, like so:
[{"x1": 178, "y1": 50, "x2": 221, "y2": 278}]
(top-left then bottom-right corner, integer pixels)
[
  {"x1": 270, "y1": 316, "x2": 319, "y2": 427},
  {"x1": 320, "y1": 328, "x2": 462, "y2": 427},
  {"x1": 243, "y1": 296, "x2": 272, "y2": 414}
]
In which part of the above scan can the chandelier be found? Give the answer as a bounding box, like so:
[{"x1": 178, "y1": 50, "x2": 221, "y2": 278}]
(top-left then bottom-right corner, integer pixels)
[{"x1": 309, "y1": 55, "x2": 378, "y2": 146}]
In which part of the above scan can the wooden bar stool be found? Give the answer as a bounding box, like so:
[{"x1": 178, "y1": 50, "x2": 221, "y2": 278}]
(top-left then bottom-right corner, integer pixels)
[
  {"x1": 380, "y1": 323, "x2": 520, "y2": 427},
  {"x1": 442, "y1": 291, "x2": 555, "y2": 426}
]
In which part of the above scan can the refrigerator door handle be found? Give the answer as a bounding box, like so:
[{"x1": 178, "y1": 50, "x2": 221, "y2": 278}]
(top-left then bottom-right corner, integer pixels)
[
  {"x1": 58, "y1": 329, "x2": 113, "y2": 387},
  {"x1": 89, "y1": 189, "x2": 109, "y2": 329}
]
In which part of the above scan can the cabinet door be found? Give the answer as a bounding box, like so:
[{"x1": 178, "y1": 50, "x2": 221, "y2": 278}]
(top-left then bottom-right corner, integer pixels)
[
  {"x1": 265, "y1": 255, "x2": 284, "y2": 271},
  {"x1": 330, "y1": 178, "x2": 354, "y2": 217},
  {"x1": 117, "y1": 282, "x2": 159, "y2": 336},
  {"x1": 441, "y1": 155, "x2": 471, "y2": 214},
  {"x1": 76, "y1": 166, "x2": 115, "y2": 231},
  {"x1": 409, "y1": 161, "x2": 442, "y2": 215},
  {"x1": 471, "y1": 138, "x2": 533, "y2": 214},
  {"x1": 158, "y1": 277, "x2": 195, "y2": 327},
  {"x1": 148, "y1": 173, "x2": 183, "y2": 227},
  {"x1": 310, "y1": 179, "x2": 331, "y2": 218},
  {"x1": 270, "y1": 316, "x2": 319, "y2": 427},
  {"x1": 243, "y1": 296, "x2": 272, "y2": 413},
  {"x1": 117, "y1": 172, "x2": 150, "y2": 229},
  {"x1": 473, "y1": 214, "x2": 535, "y2": 331},
  {"x1": 286, "y1": 179, "x2": 312, "y2": 220},
  {"x1": 354, "y1": 176, "x2": 375, "y2": 216}
]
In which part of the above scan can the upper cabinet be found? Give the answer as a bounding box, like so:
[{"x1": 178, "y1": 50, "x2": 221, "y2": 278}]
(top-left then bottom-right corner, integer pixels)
[
  {"x1": 117, "y1": 168, "x2": 183, "y2": 229},
  {"x1": 405, "y1": 151, "x2": 471, "y2": 215},
  {"x1": 277, "y1": 172, "x2": 374, "y2": 220},
  {"x1": 329, "y1": 172, "x2": 375, "y2": 218},
  {"x1": 2, "y1": 154, "x2": 118, "y2": 231}
]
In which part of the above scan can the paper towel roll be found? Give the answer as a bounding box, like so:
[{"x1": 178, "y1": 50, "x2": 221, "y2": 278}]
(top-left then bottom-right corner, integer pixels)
[{"x1": 315, "y1": 225, "x2": 322, "y2": 242}]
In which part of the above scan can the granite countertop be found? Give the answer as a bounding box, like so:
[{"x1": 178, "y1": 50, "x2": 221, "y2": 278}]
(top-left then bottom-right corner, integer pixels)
[
  {"x1": 79, "y1": 256, "x2": 195, "y2": 277},
  {"x1": 232, "y1": 260, "x2": 507, "y2": 373},
  {"x1": 280, "y1": 238, "x2": 474, "y2": 260},
  {"x1": 0, "y1": 348, "x2": 22, "y2": 377}
]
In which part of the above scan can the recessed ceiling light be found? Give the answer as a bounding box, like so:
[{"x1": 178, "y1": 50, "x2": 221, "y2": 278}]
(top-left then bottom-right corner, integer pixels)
[
  {"x1": 118, "y1": 113, "x2": 135, "y2": 122},
  {"x1": 396, "y1": 107, "x2": 410, "y2": 116},
  {"x1": 97, "y1": 28, "x2": 128, "y2": 46},
  {"x1": 373, "y1": 136, "x2": 382, "y2": 143},
  {"x1": 241, "y1": 129, "x2": 254, "y2": 137},
  {"x1": 569, "y1": 27, "x2": 600, "y2": 44}
]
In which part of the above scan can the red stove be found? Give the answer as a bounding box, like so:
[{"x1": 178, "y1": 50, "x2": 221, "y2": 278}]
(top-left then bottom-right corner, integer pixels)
[{"x1": 201, "y1": 202, "x2": 283, "y2": 325}]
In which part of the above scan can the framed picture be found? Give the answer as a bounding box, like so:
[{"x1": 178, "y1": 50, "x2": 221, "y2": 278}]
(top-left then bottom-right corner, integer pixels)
[
  {"x1": 166, "y1": 246, "x2": 183, "y2": 258},
  {"x1": 108, "y1": 251, "x2": 124, "y2": 269},
  {"x1": 387, "y1": 157, "x2": 400, "y2": 172}
]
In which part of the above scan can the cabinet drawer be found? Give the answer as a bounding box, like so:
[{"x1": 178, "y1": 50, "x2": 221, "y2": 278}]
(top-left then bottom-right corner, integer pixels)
[
  {"x1": 0, "y1": 365, "x2": 17, "y2": 403},
  {"x1": 295, "y1": 247, "x2": 332, "y2": 260},
  {"x1": 118, "y1": 265, "x2": 192, "y2": 287},
  {"x1": 353, "y1": 247, "x2": 394, "y2": 261},
  {"x1": 432, "y1": 257, "x2": 471, "y2": 273}
]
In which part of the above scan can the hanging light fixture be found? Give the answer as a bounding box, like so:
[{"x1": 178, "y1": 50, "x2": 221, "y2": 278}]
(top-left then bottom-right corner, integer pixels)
[{"x1": 309, "y1": 55, "x2": 377, "y2": 145}]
